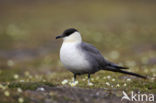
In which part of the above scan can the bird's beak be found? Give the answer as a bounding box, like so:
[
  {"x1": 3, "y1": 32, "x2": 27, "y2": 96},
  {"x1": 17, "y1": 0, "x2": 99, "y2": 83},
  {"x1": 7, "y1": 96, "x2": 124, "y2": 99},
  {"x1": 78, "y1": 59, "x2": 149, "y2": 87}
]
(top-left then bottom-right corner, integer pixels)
[{"x1": 56, "y1": 35, "x2": 63, "y2": 39}]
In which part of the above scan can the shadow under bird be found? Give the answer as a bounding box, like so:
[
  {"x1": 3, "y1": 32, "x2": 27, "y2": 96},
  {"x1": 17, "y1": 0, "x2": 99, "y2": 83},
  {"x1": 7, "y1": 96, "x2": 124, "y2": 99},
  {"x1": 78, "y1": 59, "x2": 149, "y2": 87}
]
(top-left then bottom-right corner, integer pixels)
[{"x1": 56, "y1": 28, "x2": 146, "y2": 85}]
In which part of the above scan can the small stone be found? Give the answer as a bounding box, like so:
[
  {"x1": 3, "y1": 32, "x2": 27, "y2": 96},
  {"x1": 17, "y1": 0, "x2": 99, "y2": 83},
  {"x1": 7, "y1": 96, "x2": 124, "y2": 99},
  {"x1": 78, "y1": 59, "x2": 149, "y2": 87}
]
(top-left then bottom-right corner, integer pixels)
[
  {"x1": 4, "y1": 91, "x2": 10, "y2": 96},
  {"x1": 61, "y1": 79, "x2": 68, "y2": 85},
  {"x1": 69, "y1": 82, "x2": 77, "y2": 87},
  {"x1": 105, "y1": 82, "x2": 110, "y2": 86},
  {"x1": 116, "y1": 84, "x2": 120, "y2": 87},
  {"x1": 14, "y1": 74, "x2": 19, "y2": 79},
  {"x1": 107, "y1": 75, "x2": 111, "y2": 79},
  {"x1": 123, "y1": 83, "x2": 127, "y2": 86},
  {"x1": 18, "y1": 97, "x2": 24, "y2": 103},
  {"x1": 112, "y1": 78, "x2": 115, "y2": 81},
  {"x1": 19, "y1": 80, "x2": 25, "y2": 82},
  {"x1": 126, "y1": 78, "x2": 131, "y2": 82},
  {"x1": 37, "y1": 87, "x2": 45, "y2": 91},
  {"x1": 88, "y1": 82, "x2": 94, "y2": 86},
  {"x1": 17, "y1": 88, "x2": 22, "y2": 93}
]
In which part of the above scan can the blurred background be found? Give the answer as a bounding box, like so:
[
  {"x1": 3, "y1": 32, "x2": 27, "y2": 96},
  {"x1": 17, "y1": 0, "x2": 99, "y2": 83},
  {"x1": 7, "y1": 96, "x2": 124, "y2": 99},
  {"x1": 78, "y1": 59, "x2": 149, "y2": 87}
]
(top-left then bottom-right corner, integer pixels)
[
  {"x1": 0, "y1": 0, "x2": 156, "y2": 102},
  {"x1": 0, "y1": 0, "x2": 156, "y2": 70}
]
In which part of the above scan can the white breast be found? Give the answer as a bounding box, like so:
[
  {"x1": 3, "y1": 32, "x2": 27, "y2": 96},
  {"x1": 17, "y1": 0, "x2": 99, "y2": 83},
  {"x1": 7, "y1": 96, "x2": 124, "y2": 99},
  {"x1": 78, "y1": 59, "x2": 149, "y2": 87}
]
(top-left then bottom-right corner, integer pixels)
[{"x1": 60, "y1": 42, "x2": 91, "y2": 74}]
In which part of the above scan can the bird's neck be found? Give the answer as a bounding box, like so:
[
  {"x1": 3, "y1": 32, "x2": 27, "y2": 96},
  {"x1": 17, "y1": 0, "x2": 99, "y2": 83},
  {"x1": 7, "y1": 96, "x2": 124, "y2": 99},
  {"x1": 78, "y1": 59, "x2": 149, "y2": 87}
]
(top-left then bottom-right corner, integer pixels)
[{"x1": 63, "y1": 32, "x2": 82, "y2": 43}]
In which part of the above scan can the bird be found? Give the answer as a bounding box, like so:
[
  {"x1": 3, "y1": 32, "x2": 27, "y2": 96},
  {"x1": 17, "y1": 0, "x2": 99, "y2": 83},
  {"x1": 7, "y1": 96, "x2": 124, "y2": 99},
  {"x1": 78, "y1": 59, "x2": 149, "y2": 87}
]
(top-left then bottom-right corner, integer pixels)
[{"x1": 56, "y1": 28, "x2": 146, "y2": 85}]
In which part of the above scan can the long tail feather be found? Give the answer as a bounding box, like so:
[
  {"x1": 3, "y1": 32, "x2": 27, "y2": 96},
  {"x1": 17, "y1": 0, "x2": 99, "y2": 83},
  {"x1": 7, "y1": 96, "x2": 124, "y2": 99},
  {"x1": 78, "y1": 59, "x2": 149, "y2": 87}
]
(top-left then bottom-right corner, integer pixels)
[
  {"x1": 108, "y1": 63, "x2": 128, "y2": 69},
  {"x1": 113, "y1": 65, "x2": 128, "y2": 69},
  {"x1": 105, "y1": 69, "x2": 146, "y2": 79}
]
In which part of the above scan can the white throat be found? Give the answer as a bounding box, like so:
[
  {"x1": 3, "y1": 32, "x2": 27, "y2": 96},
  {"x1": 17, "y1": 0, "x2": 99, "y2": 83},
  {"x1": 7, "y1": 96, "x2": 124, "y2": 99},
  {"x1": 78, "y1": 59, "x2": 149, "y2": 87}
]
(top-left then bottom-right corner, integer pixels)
[{"x1": 63, "y1": 32, "x2": 82, "y2": 43}]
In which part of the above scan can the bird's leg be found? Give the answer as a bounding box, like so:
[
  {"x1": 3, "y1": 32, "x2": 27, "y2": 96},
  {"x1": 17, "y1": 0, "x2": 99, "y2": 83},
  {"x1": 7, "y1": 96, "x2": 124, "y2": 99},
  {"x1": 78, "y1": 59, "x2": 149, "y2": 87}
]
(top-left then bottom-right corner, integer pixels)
[
  {"x1": 88, "y1": 73, "x2": 90, "y2": 84},
  {"x1": 73, "y1": 73, "x2": 77, "y2": 83},
  {"x1": 88, "y1": 74, "x2": 93, "y2": 86}
]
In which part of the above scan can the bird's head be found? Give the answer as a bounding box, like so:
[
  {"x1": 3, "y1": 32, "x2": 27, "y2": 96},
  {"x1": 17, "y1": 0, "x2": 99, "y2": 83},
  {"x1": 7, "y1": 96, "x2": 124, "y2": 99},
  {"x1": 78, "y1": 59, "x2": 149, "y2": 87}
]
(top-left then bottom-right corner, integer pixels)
[{"x1": 56, "y1": 28, "x2": 82, "y2": 43}]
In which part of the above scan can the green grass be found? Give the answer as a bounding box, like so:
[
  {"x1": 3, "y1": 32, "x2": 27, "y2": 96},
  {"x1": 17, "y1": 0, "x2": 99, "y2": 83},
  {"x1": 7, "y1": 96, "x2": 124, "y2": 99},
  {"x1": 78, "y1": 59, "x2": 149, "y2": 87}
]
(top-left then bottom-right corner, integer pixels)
[{"x1": 8, "y1": 82, "x2": 54, "y2": 90}]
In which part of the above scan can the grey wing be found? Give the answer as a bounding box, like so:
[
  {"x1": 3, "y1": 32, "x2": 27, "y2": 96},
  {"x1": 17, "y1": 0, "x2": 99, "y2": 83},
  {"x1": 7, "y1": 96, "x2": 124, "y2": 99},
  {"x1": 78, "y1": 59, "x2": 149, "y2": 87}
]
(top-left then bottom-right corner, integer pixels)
[
  {"x1": 79, "y1": 42, "x2": 128, "y2": 71},
  {"x1": 80, "y1": 42, "x2": 109, "y2": 70}
]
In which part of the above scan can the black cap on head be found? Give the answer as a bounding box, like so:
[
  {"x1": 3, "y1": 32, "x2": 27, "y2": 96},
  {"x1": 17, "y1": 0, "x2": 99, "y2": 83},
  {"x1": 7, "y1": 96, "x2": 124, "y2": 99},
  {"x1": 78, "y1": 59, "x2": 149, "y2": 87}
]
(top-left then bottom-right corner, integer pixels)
[
  {"x1": 56, "y1": 28, "x2": 78, "y2": 39},
  {"x1": 62, "y1": 28, "x2": 78, "y2": 37}
]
